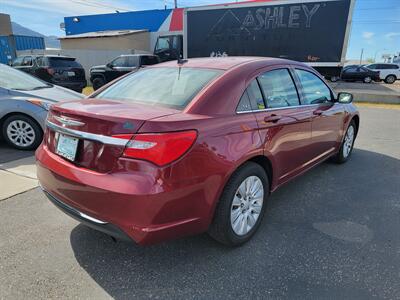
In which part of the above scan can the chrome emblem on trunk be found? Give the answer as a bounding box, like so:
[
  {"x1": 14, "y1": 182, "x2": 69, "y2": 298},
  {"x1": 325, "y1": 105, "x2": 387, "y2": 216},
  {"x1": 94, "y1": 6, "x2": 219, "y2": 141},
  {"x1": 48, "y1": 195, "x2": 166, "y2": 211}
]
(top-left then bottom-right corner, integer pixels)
[{"x1": 54, "y1": 116, "x2": 85, "y2": 127}]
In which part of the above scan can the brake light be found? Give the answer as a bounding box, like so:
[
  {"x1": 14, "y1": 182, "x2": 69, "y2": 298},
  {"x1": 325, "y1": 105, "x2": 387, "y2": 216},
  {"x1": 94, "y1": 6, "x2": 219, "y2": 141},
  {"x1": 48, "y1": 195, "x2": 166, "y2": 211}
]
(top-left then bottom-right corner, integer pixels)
[{"x1": 113, "y1": 130, "x2": 197, "y2": 166}]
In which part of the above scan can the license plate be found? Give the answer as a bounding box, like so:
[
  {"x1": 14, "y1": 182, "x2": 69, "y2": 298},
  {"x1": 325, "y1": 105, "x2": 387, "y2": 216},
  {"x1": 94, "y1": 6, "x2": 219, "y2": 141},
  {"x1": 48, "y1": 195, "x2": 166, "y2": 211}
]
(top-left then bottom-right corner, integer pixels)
[
  {"x1": 67, "y1": 71, "x2": 75, "y2": 76},
  {"x1": 56, "y1": 134, "x2": 78, "y2": 161}
]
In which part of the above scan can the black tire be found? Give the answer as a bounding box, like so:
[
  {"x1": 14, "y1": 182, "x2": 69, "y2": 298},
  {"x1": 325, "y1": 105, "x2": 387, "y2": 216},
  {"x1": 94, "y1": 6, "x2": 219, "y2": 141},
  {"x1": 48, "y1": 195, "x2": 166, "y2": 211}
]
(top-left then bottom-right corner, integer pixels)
[
  {"x1": 363, "y1": 76, "x2": 372, "y2": 83},
  {"x1": 92, "y1": 77, "x2": 105, "y2": 91},
  {"x1": 2, "y1": 114, "x2": 43, "y2": 150},
  {"x1": 384, "y1": 75, "x2": 396, "y2": 84},
  {"x1": 208, "y1": 162, "x2": 269, "y2": 246},
  {"x1": 332, "y1": 120, "x2": 357, "y2": 164}
]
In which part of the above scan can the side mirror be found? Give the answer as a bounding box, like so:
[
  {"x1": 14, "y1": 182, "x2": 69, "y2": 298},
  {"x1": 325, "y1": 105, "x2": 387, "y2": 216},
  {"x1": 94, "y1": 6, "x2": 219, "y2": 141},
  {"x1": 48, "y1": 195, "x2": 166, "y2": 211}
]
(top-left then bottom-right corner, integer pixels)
[
  {"x1": 106, "y1": 63, "x2": 113, "y2": 69},
  {"x1": 337, "y1": 92, "x2": 353, "y2": 104}
]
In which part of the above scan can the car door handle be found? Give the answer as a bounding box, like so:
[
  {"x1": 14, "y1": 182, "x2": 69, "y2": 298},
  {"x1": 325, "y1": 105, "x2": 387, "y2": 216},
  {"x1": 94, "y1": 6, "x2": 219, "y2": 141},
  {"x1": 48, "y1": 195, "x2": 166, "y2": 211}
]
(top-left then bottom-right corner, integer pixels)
[{"x1": 264, "y1": 114, "x2": 281, "y2": 123}]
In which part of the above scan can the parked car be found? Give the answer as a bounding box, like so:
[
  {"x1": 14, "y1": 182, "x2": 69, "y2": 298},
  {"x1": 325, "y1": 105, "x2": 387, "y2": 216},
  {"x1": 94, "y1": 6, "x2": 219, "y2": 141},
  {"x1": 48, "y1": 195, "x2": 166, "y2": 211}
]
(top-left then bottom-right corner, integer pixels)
[
  {"x1": 365, "y1": 63, "x2": 400, "y2": 84},
  {"x1": 341, "y1": 66, "x2": 380, "y2": 83},
  {"x1": 0, "y1": 64, "x2": 84, "y2": 150},
  {"x1": 36, "y1": 57, "x2": 359, "y2": 246},
  {"x1": 12, "y1": 55, "x2": 87, "y2": 92},
  {"x1": 90, "y1": 54, "x2": 160, "y2": 90}
]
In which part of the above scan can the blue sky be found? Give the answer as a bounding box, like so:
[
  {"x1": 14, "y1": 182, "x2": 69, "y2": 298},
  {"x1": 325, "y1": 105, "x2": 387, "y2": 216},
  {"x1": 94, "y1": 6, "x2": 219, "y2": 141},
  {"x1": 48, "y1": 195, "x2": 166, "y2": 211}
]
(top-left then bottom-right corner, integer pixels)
[{"x1": 1, "y1": 0, "x2": 399, "y2": 60}]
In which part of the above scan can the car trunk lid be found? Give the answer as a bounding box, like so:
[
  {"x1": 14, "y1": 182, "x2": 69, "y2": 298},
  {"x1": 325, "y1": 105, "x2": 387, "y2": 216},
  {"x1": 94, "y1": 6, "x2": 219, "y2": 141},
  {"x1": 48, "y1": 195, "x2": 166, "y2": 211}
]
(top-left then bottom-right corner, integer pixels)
[{"x1": 45, "y1": 99, "x2": 180, "y2": 173}]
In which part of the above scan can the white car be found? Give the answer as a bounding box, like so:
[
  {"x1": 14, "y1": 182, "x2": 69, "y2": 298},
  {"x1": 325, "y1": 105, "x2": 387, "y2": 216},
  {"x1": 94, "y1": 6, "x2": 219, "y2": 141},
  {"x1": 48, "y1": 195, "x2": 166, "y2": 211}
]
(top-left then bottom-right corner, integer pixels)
[{"x1": 365, "y1": 63, "x2": 400, "y2": 84}]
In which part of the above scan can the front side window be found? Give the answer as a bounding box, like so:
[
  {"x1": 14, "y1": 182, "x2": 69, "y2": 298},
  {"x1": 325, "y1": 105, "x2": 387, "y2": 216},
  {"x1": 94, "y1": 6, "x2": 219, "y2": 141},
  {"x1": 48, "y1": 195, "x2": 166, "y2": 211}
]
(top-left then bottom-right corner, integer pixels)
[
  {"x1": 345, "y1": 67, "x2": 357, "y2": 73},
  {"x1": 12, "y1": 57, "x2": 23, "y2": 66},
  {"x1": 96, "y1": 67, "x2": 222, "y2": 109},
  {"x1": 155, "y1": 37, "x2": 170, "y2": 51},
  {"x1": 110, "y1": 57, "x2": 126, "y2": 67},
  {"x1": 295, "y1": 69, "x2": 332, "y2": 105},
  {"x1": 258, "y1": 69, "x2": 300, "y2": 108}
]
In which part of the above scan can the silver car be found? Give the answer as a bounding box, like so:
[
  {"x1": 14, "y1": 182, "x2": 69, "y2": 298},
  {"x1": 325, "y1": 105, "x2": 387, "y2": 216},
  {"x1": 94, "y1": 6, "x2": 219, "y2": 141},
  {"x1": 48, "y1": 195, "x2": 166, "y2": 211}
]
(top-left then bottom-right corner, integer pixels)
[{"x1": 0, "y1": 64, "x2": 84, "y2": 150}]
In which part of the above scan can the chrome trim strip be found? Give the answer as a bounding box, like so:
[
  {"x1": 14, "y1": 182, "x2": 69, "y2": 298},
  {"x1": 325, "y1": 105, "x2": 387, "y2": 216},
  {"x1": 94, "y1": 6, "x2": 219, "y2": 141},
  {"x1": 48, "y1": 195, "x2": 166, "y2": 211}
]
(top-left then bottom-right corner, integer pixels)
[
  {"x1": 236, "y1": 103, "x2": 325, "y2": 114},
  {"x1": 46, "y1": 120, "x2": 128, "y2": 146},
  {"x1": 40, "y1": 185, "x2": 108, "y2": 225}
]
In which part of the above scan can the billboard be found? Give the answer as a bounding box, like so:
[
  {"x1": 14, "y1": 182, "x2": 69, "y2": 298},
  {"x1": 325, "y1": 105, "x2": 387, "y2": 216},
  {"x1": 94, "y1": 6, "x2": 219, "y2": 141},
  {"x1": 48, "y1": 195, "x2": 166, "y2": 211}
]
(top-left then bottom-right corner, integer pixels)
[{"x1": 186, "y1": 0, "x2": 352, "y2": 63}]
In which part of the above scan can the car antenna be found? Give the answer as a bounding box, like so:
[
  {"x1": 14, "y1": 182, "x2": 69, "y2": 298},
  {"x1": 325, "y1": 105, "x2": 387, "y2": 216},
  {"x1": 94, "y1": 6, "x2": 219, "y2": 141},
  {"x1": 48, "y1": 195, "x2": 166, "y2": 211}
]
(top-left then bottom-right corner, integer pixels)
[{"x1": 177, "y1": 57, "x2": 188, "y2": 65}]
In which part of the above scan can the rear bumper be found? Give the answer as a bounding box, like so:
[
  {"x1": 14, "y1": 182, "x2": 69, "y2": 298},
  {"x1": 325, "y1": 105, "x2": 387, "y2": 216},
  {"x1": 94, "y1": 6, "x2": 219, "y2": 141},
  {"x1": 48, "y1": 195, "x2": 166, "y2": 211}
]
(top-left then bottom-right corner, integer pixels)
[
  {"x1": 42, "y1": 187, "x2": 131, "y2": 241},
  {"x1": 36, "y1": 144, "x2": 213, "y2": 245}
]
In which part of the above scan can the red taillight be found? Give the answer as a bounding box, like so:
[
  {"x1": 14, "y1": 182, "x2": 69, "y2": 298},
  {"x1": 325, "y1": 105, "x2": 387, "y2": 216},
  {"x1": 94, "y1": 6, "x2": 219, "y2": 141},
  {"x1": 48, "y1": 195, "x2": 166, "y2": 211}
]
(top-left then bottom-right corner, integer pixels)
[{"x1": 113, "y1": 130, "x2": 197, "y2": 166}]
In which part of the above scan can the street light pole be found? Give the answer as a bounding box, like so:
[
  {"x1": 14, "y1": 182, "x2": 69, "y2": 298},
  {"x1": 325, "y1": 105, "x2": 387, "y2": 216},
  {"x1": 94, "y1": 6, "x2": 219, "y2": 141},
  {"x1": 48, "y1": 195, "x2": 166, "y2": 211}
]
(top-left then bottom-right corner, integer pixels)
[
  {"x1": 359, "y1": 48, "x2": 364, "y2": 65},
  {"x1": 174, "y1": 0, "x2": 177, "y2": 8}
]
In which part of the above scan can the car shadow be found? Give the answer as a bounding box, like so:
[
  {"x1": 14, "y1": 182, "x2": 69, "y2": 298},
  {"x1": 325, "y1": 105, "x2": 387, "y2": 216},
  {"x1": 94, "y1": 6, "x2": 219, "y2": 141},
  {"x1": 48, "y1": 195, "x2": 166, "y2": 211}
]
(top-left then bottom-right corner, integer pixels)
[
  {"x1": 0, "y1": 142, "x2": 34, "y2": 163},
  {"x1": 69, "y1": 148, "x2": 400, "y2": 299}
]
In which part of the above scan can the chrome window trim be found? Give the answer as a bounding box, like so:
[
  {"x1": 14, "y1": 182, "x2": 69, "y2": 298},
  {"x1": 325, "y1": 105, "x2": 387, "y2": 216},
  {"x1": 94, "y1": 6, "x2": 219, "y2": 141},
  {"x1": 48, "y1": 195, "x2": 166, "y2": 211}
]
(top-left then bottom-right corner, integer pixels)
[
  {"x1": 46, "y1": 120, "x2": 128, "y2": 146},
  {"x1": 236, "y1": 103, "x2": 326, "y2": 114}
]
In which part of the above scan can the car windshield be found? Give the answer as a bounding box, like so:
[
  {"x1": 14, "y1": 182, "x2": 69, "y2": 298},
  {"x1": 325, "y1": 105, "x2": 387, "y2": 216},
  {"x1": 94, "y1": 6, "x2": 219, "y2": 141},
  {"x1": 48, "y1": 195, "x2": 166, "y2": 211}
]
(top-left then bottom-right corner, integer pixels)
[
  {"x1": 0, "y1": 64, "x2": 50, "y2": 91},
  {"x1": 96, "y1": 67, "x2": 223, "y2": 109},
  {"x1": 48, "y1": 57, "x2": 81, "y2": 68}
]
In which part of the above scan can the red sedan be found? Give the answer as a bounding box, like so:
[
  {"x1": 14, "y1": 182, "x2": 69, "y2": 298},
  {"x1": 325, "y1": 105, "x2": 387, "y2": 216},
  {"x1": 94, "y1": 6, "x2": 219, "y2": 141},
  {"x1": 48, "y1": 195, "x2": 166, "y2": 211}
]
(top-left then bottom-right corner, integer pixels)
[{"x1": 36, "y1": 57, "x2": 359, "y2": 246}]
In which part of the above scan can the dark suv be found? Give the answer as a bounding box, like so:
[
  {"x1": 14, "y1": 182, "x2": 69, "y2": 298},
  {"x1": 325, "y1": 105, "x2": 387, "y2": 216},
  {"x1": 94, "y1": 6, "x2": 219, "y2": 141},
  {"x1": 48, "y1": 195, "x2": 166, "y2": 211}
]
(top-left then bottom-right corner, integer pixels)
[
  {"x1": 12, "y1": 55, "x2": 87, "y2": 93},
  {"x1": 90, "y1": 54, "x2": 160, "y2": 90}
]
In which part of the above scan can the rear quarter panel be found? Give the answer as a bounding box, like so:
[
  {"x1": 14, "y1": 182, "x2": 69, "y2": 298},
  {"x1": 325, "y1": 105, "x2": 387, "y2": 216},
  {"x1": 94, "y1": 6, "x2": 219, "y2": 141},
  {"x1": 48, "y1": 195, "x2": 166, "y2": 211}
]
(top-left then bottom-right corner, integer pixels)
[{"x1": 139, "y1": 112, "x2": 263, "y2": 226}]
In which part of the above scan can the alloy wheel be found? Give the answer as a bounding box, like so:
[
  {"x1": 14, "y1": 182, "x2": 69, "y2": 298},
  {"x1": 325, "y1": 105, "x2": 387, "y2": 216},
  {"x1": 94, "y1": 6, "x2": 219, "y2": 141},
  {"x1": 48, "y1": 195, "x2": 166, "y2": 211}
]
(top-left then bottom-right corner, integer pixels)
[
  {"x1": 386, "y1": 75, "x2": 395, "y2": 84},
  {"x1": 343, "y1": 125, "x2": 355, "y2": 158},
  {"x1": 6, "y1": 120, "x2": 36, "y2": 147},
  {"x1": 230, "y1": 176, "x2": 264, "y2": 236}
]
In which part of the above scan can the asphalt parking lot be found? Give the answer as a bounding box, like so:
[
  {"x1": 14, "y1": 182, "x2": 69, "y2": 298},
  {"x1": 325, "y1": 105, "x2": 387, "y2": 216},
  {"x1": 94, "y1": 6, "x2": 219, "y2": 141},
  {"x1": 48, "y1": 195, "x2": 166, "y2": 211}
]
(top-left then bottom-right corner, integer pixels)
[{"x1": 0, "y1": 105, "x2": 399, "y2": 299}]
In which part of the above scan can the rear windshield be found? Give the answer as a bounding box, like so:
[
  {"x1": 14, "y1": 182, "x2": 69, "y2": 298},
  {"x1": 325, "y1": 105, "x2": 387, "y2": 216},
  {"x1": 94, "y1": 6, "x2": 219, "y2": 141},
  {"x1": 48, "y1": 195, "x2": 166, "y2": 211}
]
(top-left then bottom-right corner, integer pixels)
[
  {"x1": 95, "y1": 67, "x2": 222, "y2": 109},
  {"x1": 49, "y1": 57, "x2": 81, "y2": 68}
]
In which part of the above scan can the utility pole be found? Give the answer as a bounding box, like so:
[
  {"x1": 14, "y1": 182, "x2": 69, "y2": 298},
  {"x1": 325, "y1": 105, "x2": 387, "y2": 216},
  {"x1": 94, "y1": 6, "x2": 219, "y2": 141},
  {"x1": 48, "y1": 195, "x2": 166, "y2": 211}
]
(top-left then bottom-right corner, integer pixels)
[
  {"x1": 174, "y1": 0, "x2": 177, "y2": 8},
  {"x1": 359, "y1": 48, "x2": 364, "y2": 65},
  {"x1": 164, "y1": 0, "x2": 167, "y2": 9}
]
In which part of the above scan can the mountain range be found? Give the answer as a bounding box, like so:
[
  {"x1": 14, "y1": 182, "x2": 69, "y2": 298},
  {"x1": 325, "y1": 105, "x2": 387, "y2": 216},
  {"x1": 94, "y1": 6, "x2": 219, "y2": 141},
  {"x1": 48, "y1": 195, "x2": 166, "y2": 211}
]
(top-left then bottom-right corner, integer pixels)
[{"x1": 11, "y1": 22, "x2": 60, "y2": 49}]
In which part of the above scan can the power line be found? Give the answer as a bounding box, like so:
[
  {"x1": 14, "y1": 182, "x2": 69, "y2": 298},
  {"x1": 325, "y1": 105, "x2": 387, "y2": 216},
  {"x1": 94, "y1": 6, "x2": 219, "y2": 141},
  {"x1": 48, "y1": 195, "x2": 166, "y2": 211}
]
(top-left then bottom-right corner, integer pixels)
[{"x1": 68, "y1": 0, "x2": 130, "y2": 12}]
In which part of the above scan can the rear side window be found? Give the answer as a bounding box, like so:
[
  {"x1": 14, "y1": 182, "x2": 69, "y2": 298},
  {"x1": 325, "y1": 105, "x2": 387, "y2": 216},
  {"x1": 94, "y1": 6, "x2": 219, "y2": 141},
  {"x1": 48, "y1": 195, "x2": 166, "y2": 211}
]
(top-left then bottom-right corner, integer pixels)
[
  {"x1": 49, "y1": 57, "x2": 81, "y2": 68},
  {"x1": 246, "y1": 80, "x2": 265, "y2": 110},
  {"x1": 258, "y1": 69, "x2": 300, "y2": 108},
  {"x1": 236, "y1": 91, "x2": 252, "y2": 112},
  {"x1": 22, "y1": 56, "x2": 33, "y2": 66},
  {"x1": 126, "y1": 56, "x2": 138, "y2": 67},
  {"x1": 386, "y1": 64, "x2": 399, "y2": 70},
  {"x1": 96, "y1": 67, "x2": 222, "y2": 109},
  {"x1": 295, "y1": 69, "x2": 332, "y2": 104},
  {"x1": 36, "y1": 57, "x2": 44, "y2": 67}
]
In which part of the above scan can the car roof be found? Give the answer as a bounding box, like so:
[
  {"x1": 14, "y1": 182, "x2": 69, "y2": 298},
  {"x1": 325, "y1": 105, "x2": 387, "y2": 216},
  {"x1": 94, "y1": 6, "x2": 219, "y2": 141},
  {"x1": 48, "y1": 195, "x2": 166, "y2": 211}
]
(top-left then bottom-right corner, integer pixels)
[
  {"x1": 17, "y1": 55, "x2": 76, "y2": 59},
  {"x1": 120, "y1": 54, "x2": 156, "y2": 57},
  {"x1": 156, "y1": 57, "x2": 299, "y2": 70}
]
